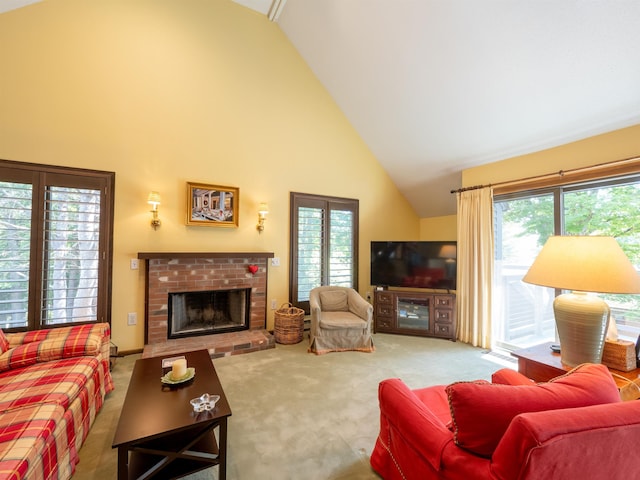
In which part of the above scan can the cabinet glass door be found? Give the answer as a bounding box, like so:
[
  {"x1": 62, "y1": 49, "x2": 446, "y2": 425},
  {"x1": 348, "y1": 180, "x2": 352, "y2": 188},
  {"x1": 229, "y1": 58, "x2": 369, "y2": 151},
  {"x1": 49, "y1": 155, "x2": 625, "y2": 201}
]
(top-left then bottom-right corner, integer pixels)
[{"x1": 397, "y1": 297, "x2": 429, "y2": 331}]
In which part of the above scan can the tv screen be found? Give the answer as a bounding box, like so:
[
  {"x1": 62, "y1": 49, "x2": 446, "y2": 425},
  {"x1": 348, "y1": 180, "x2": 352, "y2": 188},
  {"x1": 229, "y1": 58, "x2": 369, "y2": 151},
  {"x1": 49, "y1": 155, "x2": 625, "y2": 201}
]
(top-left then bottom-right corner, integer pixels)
[{"x1": 371, "y1": 241, "x2": 457, "y2": 290}]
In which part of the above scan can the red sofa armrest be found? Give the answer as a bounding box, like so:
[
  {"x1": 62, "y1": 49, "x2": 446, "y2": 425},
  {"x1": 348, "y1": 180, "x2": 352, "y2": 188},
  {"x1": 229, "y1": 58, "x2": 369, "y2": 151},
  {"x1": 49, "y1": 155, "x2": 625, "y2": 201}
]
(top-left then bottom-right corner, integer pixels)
[
  {"x1": 491, "y1": 400, "x2": 640, "y2": 480},
  {"x1": 374, "y1": 378, "x2": 454, "y2": 472},
  {"x1": 491, "y1": 368, "x2": 535, "y2": 385}
]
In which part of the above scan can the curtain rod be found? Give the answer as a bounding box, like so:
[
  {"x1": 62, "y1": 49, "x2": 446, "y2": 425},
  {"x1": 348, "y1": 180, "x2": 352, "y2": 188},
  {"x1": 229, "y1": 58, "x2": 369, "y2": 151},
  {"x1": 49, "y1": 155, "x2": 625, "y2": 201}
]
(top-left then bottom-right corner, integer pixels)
[{"x1": 450, "y1": 155, "x2": 640, "y2": 194}]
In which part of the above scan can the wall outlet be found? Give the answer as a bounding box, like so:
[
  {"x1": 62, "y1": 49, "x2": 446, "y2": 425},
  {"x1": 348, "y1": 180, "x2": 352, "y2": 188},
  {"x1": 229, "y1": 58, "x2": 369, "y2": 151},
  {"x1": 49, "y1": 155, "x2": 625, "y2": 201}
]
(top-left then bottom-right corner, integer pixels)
[
  {"x1": 271, "y1": 299, "x2": 277, "y2": 310},
  {"x1": 130, "y1": 258, "x2": 139, "y2": 270},
  {"x1": 127, "y1": 312, "x2": 137, "y2": 325},
  {"x1": 271, "y1": 257, "x2": 280, "y2": 267}
]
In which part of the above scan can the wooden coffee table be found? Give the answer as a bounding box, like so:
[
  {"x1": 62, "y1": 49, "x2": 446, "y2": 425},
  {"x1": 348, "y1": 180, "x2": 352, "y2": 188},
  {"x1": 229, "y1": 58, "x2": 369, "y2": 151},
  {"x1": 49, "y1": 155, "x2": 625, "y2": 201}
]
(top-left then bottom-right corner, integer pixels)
[
  {"x1": 512, "y1": 342, "x2": 640, "y2": 388},
  {"x1": 112, "y1": 349, "x2": 232, "y2": 479}
]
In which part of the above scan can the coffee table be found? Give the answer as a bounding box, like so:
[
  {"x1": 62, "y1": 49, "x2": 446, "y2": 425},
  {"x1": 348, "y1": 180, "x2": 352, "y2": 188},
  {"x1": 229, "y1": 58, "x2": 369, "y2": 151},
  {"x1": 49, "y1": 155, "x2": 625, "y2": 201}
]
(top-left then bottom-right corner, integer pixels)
[{"x1": 112, "y1": 349, "x2": 232, "y2": 479}]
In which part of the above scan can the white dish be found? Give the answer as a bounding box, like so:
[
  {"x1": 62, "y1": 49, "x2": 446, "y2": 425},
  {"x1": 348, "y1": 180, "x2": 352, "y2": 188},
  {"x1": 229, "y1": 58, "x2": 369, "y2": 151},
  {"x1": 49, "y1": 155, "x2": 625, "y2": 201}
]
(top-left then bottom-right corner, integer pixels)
[{"x1": 161, "y1": 367, "x2": 195, "y2": 385}]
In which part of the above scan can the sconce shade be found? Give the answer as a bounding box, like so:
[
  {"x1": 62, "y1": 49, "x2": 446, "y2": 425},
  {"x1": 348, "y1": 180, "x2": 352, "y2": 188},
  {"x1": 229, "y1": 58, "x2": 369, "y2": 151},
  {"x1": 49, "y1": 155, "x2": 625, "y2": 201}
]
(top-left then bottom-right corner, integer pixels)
[
  {"x1": 147, "y1": 191, "x2": 161, "y2": 207},
  {"x1": 256, "y1": 202, "x2": 269, "y2": 233},
  {"x1": 523, "y1": 235, "x2": 640, "y2": 366},
  {"x1": 522, "y1": 236, "x2": 640, "y2": 294}
]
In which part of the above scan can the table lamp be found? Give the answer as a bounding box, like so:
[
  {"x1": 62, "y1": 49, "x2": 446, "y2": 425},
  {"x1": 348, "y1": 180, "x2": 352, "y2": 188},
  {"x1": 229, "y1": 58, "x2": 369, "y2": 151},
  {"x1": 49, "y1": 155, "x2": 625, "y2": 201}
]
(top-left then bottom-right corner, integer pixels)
[{"x1": 522, "y1": 235, "x2": 640, "y2": 367}]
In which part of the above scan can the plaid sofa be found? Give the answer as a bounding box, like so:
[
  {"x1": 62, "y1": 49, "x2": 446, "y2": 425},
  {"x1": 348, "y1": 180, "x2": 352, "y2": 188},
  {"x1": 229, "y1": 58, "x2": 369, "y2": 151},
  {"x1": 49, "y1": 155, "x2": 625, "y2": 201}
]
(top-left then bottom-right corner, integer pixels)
[{"x1": 0, "y1": 323, "x2": 114, "y2": 480}]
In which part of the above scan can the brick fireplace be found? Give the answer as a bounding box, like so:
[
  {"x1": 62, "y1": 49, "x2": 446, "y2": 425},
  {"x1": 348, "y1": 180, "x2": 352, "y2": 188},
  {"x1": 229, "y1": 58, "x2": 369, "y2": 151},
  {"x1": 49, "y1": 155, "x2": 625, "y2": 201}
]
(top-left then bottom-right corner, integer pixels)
[{"x1": 139, "y1": 252, "x2": 275, "y2": 358}]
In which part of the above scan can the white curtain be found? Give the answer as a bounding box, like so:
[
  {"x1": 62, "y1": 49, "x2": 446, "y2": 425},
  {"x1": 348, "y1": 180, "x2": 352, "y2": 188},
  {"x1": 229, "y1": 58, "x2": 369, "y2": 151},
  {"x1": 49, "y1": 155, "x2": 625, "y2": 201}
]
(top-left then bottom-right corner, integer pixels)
[{"x1": 456, "y1": 187, "x2": 494, "y2": 348}]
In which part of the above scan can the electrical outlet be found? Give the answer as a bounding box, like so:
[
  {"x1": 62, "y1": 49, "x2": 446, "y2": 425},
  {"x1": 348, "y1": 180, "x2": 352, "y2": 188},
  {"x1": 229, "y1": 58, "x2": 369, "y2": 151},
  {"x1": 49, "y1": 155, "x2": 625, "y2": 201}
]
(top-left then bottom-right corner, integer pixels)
[
  {"x1": 127, "y1": 312, "x2": 137, "y2": 325},
  {"x1": 271, "y1": 299, "x2": 277, "y2": 310},
  {"x1": 130, "y1": 258, "x2": 139, "y2": 270},
  {"x1": 271, "y1": 257, "x2": 280, "y2": 267}
]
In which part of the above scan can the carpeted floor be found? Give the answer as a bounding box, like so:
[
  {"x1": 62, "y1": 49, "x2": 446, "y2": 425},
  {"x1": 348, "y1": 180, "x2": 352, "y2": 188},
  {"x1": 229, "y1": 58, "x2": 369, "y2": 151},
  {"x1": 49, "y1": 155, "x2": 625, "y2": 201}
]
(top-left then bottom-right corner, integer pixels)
[{"x1": 73, "y1": 333, "x2": 510, "y2": 480}]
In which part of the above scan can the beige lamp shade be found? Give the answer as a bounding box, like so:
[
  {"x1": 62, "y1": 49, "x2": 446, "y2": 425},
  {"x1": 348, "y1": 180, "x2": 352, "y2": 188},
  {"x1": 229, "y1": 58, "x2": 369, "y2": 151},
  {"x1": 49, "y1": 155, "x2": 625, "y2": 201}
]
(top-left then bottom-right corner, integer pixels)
[
  {"x1": 147, "y1": 191, "x2": 161, "y2": 207},
  {"x1": 523, "y1": 235, "x2": 640, "y2": 367},
  {"x1": 522, "y1": 235, "x2": 640, "y2": 294}
]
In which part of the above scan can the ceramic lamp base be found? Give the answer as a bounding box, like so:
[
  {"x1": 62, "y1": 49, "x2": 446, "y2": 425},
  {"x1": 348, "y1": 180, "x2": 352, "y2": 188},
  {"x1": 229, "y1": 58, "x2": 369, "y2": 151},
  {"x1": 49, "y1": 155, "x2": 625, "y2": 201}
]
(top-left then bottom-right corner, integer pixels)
[{"x1": 553, "y1": 291, "x2": 610, "y2": 367}]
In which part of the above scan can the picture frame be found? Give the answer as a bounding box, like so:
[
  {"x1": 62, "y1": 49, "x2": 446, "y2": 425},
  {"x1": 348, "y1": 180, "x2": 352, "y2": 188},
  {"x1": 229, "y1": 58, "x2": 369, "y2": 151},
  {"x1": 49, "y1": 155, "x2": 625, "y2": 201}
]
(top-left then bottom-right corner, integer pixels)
[{"x1": 186, "y1": 182, "x2": 239, "y2": 227}]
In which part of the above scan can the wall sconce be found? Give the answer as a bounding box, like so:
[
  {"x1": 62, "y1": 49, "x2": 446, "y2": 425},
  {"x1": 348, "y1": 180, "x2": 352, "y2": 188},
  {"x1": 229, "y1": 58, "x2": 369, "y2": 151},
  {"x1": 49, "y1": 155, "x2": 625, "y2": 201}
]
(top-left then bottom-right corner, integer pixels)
[
  {"x1": 256, "y1": 202, "x2": 269, "y2": 233},
  {"x1": 147, "y1": 191, "x2": 161, "y2": 230}
]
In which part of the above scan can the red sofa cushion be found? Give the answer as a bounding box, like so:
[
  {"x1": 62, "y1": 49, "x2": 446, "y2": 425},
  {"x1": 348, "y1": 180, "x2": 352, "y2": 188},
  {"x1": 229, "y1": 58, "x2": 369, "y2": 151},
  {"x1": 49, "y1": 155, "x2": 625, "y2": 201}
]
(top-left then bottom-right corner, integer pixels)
[{"x1": 446, "y1": 363, "x2": 620, "y2": 457}]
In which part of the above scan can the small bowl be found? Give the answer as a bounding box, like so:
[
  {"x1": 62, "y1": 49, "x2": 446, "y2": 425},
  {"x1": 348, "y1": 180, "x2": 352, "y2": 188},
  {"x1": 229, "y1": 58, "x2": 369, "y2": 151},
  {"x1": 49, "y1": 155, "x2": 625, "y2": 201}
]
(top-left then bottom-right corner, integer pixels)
[{"x1": 190, "y1": 393, "x2": 220, "y2": 413}]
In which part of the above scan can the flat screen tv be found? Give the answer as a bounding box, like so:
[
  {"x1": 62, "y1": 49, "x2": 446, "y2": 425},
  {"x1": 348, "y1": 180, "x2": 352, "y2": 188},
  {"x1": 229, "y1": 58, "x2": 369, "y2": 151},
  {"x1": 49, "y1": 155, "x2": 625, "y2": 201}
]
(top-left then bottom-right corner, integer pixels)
[{"x1": 371, "y1": 241, "x2": 457, "y2": 290}]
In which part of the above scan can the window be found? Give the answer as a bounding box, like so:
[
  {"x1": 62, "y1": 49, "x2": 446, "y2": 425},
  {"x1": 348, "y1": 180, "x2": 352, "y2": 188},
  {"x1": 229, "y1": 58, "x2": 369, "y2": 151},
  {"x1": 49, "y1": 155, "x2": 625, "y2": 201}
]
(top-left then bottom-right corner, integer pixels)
[
  {"x1": 493, "y1": 174, "x2": 640, "y2": 350},
  {"x1": 0, "y1": 160, "x2": 114, "y2": 331},
  {"x1": 289, "y1": 192, "x2": 358, "y2": 313}
]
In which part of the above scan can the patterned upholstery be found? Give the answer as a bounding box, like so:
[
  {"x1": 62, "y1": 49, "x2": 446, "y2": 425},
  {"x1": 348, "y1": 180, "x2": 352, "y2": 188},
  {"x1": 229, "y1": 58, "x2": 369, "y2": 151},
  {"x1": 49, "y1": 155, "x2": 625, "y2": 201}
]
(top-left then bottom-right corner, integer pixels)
[
  {"x1": 0, "y1": 323, "x2": 113, "y2": 480},
  {"x1": 0, "y1": 330, "x2": 9, "y2": 354}
]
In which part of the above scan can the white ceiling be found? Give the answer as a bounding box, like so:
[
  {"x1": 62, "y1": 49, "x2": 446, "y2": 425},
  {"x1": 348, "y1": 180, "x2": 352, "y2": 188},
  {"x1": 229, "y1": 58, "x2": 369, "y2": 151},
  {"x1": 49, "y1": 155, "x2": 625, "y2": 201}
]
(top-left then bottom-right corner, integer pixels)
[
  {"x1": 0, "y1": 0, "x2": 39, "y2": 14},
  {"x1": 273, "y1": 0, "x2": 640, "y2": 216},
  {"x1": 5, "y1": 0, "x2": 640, "y2": 217}
]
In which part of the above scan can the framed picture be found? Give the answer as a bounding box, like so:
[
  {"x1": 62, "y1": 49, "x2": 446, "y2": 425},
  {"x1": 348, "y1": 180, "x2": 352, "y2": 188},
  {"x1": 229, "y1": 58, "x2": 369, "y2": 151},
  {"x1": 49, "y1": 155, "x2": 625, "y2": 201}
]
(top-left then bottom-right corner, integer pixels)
[{"x1": 186, "y1": 182, "x2": 239, "y2": 227}]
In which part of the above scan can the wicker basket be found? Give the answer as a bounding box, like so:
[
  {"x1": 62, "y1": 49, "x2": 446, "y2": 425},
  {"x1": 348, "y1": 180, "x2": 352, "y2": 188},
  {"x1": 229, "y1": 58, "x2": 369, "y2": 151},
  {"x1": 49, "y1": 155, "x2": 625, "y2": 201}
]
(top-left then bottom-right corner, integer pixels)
[{"x1": 274, "y1": 303, "x2": 305, "y2": 344}]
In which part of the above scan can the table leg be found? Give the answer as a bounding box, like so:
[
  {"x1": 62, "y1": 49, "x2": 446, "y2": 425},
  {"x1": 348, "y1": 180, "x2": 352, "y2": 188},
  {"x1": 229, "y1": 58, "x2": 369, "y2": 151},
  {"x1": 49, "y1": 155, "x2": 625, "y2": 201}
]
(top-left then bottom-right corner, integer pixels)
[
  {"x1": 117, "y1": 446, "x2": 129, "y2": 480},
  {"x1": 218, "y1": 418, "x2": 228, "y2": 480}
]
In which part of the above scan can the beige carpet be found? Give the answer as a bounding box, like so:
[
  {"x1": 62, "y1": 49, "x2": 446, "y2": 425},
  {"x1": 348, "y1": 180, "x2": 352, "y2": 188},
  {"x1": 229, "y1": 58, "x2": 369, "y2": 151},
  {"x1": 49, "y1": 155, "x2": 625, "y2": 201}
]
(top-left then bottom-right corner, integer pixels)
[{"x1": 73, "y1": 333, "x2": 510, "y2": 480}]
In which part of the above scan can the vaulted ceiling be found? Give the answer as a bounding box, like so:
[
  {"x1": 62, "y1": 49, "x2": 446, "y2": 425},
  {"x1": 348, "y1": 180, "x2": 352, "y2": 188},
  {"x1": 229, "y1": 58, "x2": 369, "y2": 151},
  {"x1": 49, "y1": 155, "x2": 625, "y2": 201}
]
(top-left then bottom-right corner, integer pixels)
[{"x1": 4, "y1": 0, "x2": 640, "y2": 217}]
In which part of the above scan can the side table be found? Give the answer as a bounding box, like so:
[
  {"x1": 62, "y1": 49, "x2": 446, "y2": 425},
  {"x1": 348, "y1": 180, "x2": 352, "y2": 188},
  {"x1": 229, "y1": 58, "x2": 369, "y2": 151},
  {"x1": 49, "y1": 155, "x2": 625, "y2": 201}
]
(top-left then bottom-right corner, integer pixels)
[{"x1": 512, "y1": 342, "x2": 640, "y2": 388}]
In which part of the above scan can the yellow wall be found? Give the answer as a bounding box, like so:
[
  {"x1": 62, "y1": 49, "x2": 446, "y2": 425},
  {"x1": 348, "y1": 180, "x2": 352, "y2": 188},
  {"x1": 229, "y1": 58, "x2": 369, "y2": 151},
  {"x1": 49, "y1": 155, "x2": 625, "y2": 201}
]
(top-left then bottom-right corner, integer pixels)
[
  {"x1": 463, "y1": 124, "x2": 640, "y2": 187},
  {"x1": 420, "y1": 215, "x2": 456, "y2": 240},
  {"x1": 0, "y1": 0, "x2": 419, "y2": 351}
]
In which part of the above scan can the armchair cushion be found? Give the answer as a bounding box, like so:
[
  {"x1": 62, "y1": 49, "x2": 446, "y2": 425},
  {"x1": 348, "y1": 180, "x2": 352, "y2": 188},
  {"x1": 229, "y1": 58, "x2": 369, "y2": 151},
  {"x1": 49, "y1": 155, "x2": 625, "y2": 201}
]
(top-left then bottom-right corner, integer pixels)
[
  {"x1": 319, "y1": 290, "x2": 349, "y2": 311},
  {"x1": 446, "y1": 363, "x2": 620, "y2": 457}
]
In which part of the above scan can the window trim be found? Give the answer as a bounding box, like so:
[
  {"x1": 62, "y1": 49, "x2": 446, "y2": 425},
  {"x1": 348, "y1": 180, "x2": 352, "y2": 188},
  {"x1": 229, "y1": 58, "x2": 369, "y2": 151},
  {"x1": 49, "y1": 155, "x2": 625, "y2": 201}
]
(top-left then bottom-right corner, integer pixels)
[
  {"x1": 493, "y1": 156, "x2": 640, "y2": 196},
  {"x1": 289, "y1": 192, "x2": 359, "y2": 312},
  {"x1": 493, "y1": 168, "x2": 640, "y2": 346},
  {"x1": 0, "y1": 159, "x2": 114, "y2": 331}
]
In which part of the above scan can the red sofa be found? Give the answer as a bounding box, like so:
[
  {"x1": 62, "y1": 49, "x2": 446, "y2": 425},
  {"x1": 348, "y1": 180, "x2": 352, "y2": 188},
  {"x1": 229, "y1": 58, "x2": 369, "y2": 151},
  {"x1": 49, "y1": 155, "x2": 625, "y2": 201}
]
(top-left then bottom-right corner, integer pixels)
[
  {"x1": 371, "y1": 363, "x2": 640, "y2": 479},
  {"x1": 0, "y1": 323, "x2": 114, "y2": 480}
]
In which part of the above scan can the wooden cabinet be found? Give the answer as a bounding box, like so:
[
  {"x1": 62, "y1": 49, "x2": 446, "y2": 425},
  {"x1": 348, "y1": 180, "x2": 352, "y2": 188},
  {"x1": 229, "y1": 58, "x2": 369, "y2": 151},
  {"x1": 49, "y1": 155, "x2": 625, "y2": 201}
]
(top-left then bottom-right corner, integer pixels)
[{"x1": 374, "y1": 290, "x2": 456, "y2": 341}]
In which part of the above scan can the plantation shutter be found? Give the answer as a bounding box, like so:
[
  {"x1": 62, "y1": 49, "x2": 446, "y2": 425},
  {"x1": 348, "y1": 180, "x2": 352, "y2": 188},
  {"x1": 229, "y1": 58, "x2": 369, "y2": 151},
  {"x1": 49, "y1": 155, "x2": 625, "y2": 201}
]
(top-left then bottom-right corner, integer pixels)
[
  {"x1": 290, "y1": 193, "x2": 358, "y2": 313},
  {"x1": 42, "y1": 185, "x2": 102, "y2": 325},
  {"x1": 0, "y1": 161, "x2": 114, "y2": 331},
  {"x1": 0, "y1": 181, "x2": 32, "y2": 329}
]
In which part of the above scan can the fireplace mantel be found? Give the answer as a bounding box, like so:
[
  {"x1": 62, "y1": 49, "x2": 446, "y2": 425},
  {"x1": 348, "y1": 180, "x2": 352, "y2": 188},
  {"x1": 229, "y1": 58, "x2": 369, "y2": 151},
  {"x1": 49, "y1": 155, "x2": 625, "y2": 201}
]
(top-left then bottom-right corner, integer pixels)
[{"x1": 138, "y1": 252, "x2": 274, "y2": 260}]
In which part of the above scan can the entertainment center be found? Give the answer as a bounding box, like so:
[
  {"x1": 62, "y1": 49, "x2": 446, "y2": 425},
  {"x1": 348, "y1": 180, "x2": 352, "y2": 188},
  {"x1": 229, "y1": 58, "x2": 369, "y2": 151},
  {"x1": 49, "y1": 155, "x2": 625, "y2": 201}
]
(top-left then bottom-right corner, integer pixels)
[
  {"x1": 371, "y1": 240, "x2": 457, "y2": 340},
  {"x1": 374, "y1": 290, "x2": 457, "y2": 340}
]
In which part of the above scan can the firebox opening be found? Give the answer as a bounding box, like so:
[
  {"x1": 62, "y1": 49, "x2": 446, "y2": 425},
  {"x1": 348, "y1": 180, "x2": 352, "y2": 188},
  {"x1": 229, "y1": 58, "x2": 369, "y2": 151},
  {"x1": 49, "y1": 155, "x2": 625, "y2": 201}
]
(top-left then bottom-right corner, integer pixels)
[{"x1": 168, "y1": 288, "x2": 251, "y2": 339}]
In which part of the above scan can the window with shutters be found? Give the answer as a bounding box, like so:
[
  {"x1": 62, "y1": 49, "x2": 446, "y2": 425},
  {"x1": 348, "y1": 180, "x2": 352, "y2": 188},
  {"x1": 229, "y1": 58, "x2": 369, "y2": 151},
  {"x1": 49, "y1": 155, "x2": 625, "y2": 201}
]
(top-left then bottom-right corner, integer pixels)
[
  {"x1": 289, "y1": 192, "x2": 358, "y2": 313},
  {"x1": 0, "y1": 160, "x2": 114, "y2": 331}
]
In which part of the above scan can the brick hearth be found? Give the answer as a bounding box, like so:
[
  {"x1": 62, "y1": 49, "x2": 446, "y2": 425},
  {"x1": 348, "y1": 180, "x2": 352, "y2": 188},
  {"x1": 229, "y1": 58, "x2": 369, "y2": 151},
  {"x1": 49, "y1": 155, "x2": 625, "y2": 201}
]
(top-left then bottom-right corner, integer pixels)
[{"x1": 139, "y1": 252, "x2": 275, "y2": 358}]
